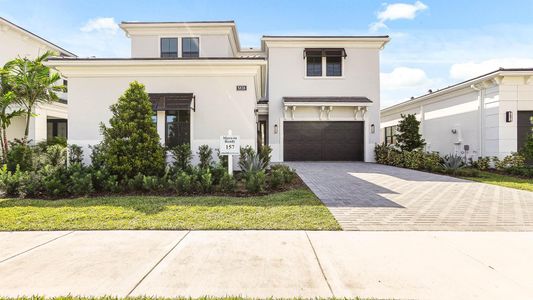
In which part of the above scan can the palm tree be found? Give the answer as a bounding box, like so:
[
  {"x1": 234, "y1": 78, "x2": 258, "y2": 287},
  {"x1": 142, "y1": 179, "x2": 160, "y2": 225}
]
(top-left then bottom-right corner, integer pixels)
[
  {"x1": 0, "y1": 91, "x2": 25, "y2": 161},
  {"x1": 6, "y1": 51, "x2": 64, "y2": 141}
]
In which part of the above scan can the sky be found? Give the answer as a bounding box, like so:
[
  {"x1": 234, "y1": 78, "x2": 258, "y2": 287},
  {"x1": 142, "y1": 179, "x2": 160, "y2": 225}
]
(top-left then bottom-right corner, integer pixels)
[{"x1": 2, "y1": 0, "x2": 533, "y2": 108}]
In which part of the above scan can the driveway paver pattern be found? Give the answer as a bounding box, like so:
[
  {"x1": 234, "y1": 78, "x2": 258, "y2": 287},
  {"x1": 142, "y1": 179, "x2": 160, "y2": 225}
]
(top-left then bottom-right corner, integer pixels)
[{"x1": 289, "y1": 162, "x2": 533, "y2": 231}]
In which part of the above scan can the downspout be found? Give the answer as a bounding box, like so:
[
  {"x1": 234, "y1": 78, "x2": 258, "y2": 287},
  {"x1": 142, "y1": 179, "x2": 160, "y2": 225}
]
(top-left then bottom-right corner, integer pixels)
[{"x1": 471, "y1": 84, "x2": 484, "y2": 158}]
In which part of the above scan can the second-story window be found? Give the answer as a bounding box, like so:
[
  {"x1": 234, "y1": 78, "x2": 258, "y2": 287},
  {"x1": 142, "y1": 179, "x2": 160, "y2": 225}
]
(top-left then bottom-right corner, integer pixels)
[
  {"x1": 161, "y1": 38, "x2": 178, "y2": 58},
  {"x1": 306, "y1": 50, "x2": 322, "y2": 77},
  {"x1": 182, "y1": 37, "x2": 199, "y2": 58},
  {"x1": 326, "y1": 50, "x2": 343, "y2": 77}
]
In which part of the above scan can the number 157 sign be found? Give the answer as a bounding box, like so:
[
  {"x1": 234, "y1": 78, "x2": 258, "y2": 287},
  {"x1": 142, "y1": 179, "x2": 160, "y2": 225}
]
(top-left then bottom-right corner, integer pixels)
[{"x1": 220, "y1": 135, "x2": 240, "y2": 155}]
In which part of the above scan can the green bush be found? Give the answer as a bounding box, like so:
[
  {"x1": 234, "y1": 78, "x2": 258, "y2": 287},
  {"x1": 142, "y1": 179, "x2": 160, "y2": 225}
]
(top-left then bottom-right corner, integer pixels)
[
  {"x1": 19, "y1": 171, "x2": 43, "y2": 197},
  {"x1": 494, "y1": 153, "x2": 526, "y2": 170},
  {"x1": 258, "y1": 145, "x2": 272, "y2": 167},
  {"x1": 142, "y1": 175, "x2": 161, "y2": 192},
  {"x1": 395, "y1": 114, "x2": 426, "y2": 151},
  {"x1": 127, "y1": 173, "x2": 145, "y2": 191},
  {"x1": 198, "y1": 168, "x2": 213, "y2": 193},
  {"x1": 6, "y1": 140, "x2": 33, "y2": 172},
  {"x1": 269, "y1": 169, "x2": 284, "y2": 189},
  {"x1": 452, "y1": 168, "x2": 481, "y2": 177},
  {"x1": 519, "y1": 132, "x2": 533, "y2": 162},
  {"x1": 476, "y1": 157, "x2": 490, "y2": 170},
  {"x1": 170, "y1": 144, "x2": 192, "y2": 171},
  {"x1": 374, "y1": 143, "x2": 441, "y2": 171},
  {"x1": 442, "y1": 154, "x2": 465, "y2": 172},
  {"x1": 68, "y1": 144, "x2": 84, "y2": 165},
  {"x1": 175, "y1": 171, "x2": 193, "y2": 194},
  {"x1": 0, "y1": 165, "x2": 26, "y2": 197},
  {"x1": 270, "y1": 164, "x2": 296, "y2": 184},
  {"x1": 197, "y1": 145, "x2": 213, "y2": 170},
  {"x1": 239, "y1": 145, "x2": 255, "y2": 167},
  {"x1": 210, "y1": 163, "x2": 227, "y2": 185},
  {"x1": 41, "y1": 165, "x2": 68, "y2": 197},
  {"x1": 44, "y1": 144, "x2": 67, "y2": 166},
  {"x1": 218, "y1": 173, "x2": 236, "y2": 193},
  {"x1": 506, "y1": 166, "x2": 533, "y2": 178},
  {"x1": 245, "y1": 170, "x2": 266, "y2": 193},
  {"x1": 68, "y1": 165, "x2": 94, "y2": 195},
  {"x1": 94, "y1": 81, "x2": 165, "y2": 179}
]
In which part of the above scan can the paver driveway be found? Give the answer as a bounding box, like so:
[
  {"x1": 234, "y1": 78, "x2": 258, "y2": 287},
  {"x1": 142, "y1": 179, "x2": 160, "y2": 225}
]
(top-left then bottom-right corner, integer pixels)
[{"x1": 289, "y1": 162, "x2": 533, "y2": 231}]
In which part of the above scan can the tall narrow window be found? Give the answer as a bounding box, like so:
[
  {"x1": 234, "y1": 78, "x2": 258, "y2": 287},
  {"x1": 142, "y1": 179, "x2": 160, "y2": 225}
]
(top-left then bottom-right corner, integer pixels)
[
  {"x1": 306, "y1": 50, "x2": 322, "y2": 77},
  {"x1": 326, "y1": 50, "x2": 343, "y2": 76},
  {"x1": 160, "y1": 38, "x2": 178, "y2": 58},
  {"x1": 182, "y1": 37, "x2": 199, "y2": 58},
  {"x1": 166, "y1": 110, "x2": 190, "y2": 147},
  {"x1": 384, "y1": 125, "x2": 397, "y2": 145}
]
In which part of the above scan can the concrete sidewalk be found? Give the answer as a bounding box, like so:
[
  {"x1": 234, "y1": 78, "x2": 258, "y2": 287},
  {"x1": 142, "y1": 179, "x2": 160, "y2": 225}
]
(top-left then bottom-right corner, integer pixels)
[{"x1": 0, "y1": 231, "x2": 532, "y2": 299}]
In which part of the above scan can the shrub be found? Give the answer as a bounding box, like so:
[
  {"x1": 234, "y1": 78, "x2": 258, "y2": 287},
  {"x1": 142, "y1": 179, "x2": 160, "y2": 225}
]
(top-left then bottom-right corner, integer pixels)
[
  {"x1": 142, "y1": 175, "x2": 161, "y2": 192},
  {"x1": 442, "y1": 154, "x2": 465, "y2": 172},
  {"x1": 270, "y1": 164, "x2": 296, "y2": 184},
  {"x1": 258, "y1": 145, "x2": 272, "y2": 167},
  {"x1": 68, "y1": 165, "x2": 93, "y2": 195},
  {"x1": 520, "y1": 132, "x2": 533, "y2": 162},
  {"x1": 395, "y1": 114, "x2": 426, "y2": 151},
  {"x1": 452, "y1": 168, "x2": 481, "y2": 177},
  {"x1": 18, "y1": 171, "x2": 43, "y2": 198},
  {"x1": 170, "y1": 144, "x2": 192, "y2": 171},
  {"x1": 40, "y1": 165, "x2": 68, "y2": 197},
  {"x1": 68, "y1": 144, "x2": 84, "y2": 165},
  {"x1": 127, "y1": 173, "x2": 145, "y2": 191},
  {"x1": 198, "y1": 168, "x2": 213, "y2": 193},
  {"x1": 494, "y1": 153, "x2": 526, "y2": 170},
  {"x1": 0, "y1": 165, "x2": 26, "y2": 197},
  {"x1": 197, "y1": 145, "x2": 213, "y2": 170},
  {"x1": 6, "y1": 140, "x2": 33, "y2": 172},
  {"x1": 239, "y1": 145, "x2": 255, "y2": 167},
  {"x1": 476, "y1": 157, "x2": 490, "y2": 170},
  {"x1": 506, "y1": 166, "x2": 533, "y2": 178},
  {"x1": 239, "y1": 152, "x2": 268, "y2": 175},
  {"x1": 219, "y1": 173, "x2": 236, "y2": 193},
  {"x1": 94, "y1": 81, "x2": 165, "y2": 180},
  {"x1": 44, "y1": 144, "x2": 67, "y2": 167},
  {"x1": 245, "y1": 170, "x2": 266, "y2": 193},
  {"x1": 269, "y1": 168, "x2": 284, "y2": 189},
  {"x1": 175, "y1": 171, "x2": 193, "y2": 194},
  {"x1": 210, "y1": 163, "x2": 227, "y2": 185},
  {"x1": 216, "y1": 148, "x2": 228, "y2": 167}
]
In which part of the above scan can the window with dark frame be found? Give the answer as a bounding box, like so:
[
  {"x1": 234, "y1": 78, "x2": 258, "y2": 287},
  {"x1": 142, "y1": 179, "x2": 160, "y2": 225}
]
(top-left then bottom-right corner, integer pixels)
[
  {"x1": 384, "y1": 125, "x2": 397, "y2": 145},
  {"x1": 160, "y1": 38, "x2": 178, "y2": 58},
  {"x1": 182, "y1": 37, "x2": 199, "y2": 58},
  {"x1": 326, "y1": 56, "x2": 342, "y2": 76},
  {"x1": 306, "y1": 50, "x2": 322, "y2": 77},
  {"x1": 165, "y1": 110, "x2": 190, "y2": 147}
]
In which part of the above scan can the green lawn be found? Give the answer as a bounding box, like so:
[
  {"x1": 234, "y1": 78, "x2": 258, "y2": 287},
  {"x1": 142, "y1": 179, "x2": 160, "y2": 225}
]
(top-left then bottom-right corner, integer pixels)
[
  {"x1": 462, "y1": 171, "x2": 533, "y2": 192},
  {"x1": 0, "y1": 188, "x2": 340, "y2": 231}
]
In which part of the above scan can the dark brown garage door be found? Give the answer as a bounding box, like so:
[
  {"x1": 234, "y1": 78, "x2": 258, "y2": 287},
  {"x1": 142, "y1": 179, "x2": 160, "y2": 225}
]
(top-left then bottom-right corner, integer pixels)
[{"x1": 284, "y1": 121, "x2": 364, "y2": 161}]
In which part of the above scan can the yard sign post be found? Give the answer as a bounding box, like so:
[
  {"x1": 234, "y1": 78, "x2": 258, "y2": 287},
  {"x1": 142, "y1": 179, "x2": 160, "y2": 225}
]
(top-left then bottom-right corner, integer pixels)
[{"x1": 219, "y1": 130, "x2": 240, "y2": 176}]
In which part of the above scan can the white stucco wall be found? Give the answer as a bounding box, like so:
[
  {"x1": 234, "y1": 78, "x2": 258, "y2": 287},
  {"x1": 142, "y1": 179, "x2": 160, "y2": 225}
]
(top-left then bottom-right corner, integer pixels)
[
  {"x1": 267, "y1": 45, "x2": 382, "y2": 162},
  {"x1": 0, "y1": 25, "x2": 52, "y2": 66},
  {"x1": 130, "y1": 34, "x2": 234, "y2": 58},
  {"x1": 67, "y1": 73, "x2": 259, "y2": 164}
]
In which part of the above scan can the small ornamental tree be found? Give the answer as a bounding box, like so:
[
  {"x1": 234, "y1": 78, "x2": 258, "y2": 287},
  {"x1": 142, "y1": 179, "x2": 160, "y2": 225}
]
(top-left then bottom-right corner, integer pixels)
[
  {"x1": 520, "y1": 132, "x2": 533, "y2": 164},
  {"x1": 395, "y1": 113, "x2": 426, "y2": 152},
  {"x1": 95, "y1": 81, "x2": 165, "y2": 179}
]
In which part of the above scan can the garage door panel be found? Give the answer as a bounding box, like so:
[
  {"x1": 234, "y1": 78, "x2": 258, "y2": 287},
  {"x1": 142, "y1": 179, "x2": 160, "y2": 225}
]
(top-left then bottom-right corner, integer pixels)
[{"x1": 284, "y1": 121, "x2": 364, "y2": 161}]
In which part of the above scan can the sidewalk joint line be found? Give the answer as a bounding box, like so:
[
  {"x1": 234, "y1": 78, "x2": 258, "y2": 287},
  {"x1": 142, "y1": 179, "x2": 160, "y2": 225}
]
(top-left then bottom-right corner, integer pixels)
[
  {"x1": 305, "y1": 231, "x2": 335, "y2": 297},
  {"x1": 0, "y1": 231, "x2": 75, "y2": 264},
  {"x1": 126, "y1": 230, "x2": 191, "y2": 297}
]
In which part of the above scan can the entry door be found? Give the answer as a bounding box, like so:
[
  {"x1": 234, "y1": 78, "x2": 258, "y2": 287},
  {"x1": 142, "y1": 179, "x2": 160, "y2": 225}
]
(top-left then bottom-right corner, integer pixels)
[{"x1": 283, "y1": 121, "x2": 364, "y2": 161}]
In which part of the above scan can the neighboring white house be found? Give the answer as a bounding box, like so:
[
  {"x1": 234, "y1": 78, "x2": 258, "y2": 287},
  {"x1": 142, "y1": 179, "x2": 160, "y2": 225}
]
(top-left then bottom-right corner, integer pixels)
[
  {"x1": 0, "y1": 17, "x2": 75, "y2": 143},
  {"x1": 47, "y1": 21, "x2": 389, "y2": 163},
  {"x1": 381, "y1": 68, "x2": 533, "y2": 160}
]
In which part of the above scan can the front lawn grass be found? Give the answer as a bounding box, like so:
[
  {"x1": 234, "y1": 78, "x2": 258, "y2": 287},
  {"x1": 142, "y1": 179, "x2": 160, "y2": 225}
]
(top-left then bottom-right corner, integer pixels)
[
  {"x1": 461, "y1": 171, "x2": 533, "y2": 192},
  {"x1": 0, "y1": 188, "x2": 340, "y2": 231}
]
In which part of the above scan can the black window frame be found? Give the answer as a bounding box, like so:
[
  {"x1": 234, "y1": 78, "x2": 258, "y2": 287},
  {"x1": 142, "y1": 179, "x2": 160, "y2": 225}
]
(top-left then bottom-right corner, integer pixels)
[
  {"x1": 160, "y1": 38, "x2": 178, "y2": 58},
  {"x1": 384, "y1": 125, "x2": 397, "y2": 145},
  {"x1": 182, "y1": 37, "x2": 199, "y2": 58},
  {"x1": 47, "y1": 119, "x2": 68, "y2": 140},
  {"x1": 165, "y1": 110, "x2": 191, "y2": 148},
  {"x1": 306, "y1": 51, "x2": 322, "y2": 77},
  {"x1": 326, "y1": 55, "x2": 342, "y2": 77}
]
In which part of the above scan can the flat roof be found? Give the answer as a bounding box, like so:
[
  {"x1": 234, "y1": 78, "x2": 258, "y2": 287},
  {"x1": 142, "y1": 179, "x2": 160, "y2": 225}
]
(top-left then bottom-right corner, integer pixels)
[
  {"x1": 382, "y1": 67, "x2": 533, "y2": 112},
  {"x1": 121, "y1": 20, "x2": 235, "y2": 25},
  {"x1": 0, "y1": 17, "x2": 76, "y2": 57},
  {"x1": 283, "y1": 96, "x2": 372, "y2": 103},
  {"x1": 263, "y1": 35, "x2": 389, "y2": 39},
  {"x1": 47, "y1": 57, "x2": 266, "y2": 61}
]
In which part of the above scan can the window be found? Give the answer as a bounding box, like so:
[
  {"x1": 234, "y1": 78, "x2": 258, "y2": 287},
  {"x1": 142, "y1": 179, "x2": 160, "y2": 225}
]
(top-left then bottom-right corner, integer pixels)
[
  {"x1": 326, "y1": 56, "x2": 342, "y2": 76},
  {"x1": 384, "y1": 125, "x2": 397, "y2": 145},
  {"x1": 47, "y1": 119, "x2": 67, "y2": 140},
  {"x1": 160, "y1": 38, "x2": 178, "y2": 58},
  {"x1": 306, "y1": 50, "x2": 322, "y2": 77},
  {"x1": 151, "y1": 111, "x2": 157, "y2": 126},
  {"x1": 182, "y1": 37, "x2": 199, "y2": 58},
  {"x1": 166, "y1": 110, "x2": 190, "y2": 147}
]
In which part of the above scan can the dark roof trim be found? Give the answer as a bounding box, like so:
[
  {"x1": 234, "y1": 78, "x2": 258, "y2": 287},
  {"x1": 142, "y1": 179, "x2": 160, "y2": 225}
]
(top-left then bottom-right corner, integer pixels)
[
  {"x1": 263, "y1": 35, "x2": 389, "y2": 39},
  {"x1": 121, "y1": 20, "x2": 235, "y2": 25},
  {"x1": 283, "y1": 96, "x2": 372, "y2": 103},
  {"x1": 304, "y1": 48, "x2": 347, "y2": 59},
  {"x1": 47, "y1": 57, "x2": 266, "y2": 61},
  {"x1": 383, "y1": 67, "x2": 533, "y2": 111},
  {"x1": 0, "y1": 17, "x2": 76, "y2": 57}
]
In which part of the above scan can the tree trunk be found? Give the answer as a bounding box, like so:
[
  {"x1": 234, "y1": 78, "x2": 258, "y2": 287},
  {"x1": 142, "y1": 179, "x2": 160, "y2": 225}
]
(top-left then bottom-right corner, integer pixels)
[
  {"x1": 24, "y1": 107, "x2": 31, "y2": 142},
  {"x1": 0, "y1": 128, "x2": 5, "y2": 163}
]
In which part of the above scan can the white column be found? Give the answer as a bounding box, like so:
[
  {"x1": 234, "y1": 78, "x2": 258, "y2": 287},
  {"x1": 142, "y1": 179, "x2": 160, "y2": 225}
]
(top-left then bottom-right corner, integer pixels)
[{"x1": 157, "y1": 111, "x2": 165, "y2": 145}]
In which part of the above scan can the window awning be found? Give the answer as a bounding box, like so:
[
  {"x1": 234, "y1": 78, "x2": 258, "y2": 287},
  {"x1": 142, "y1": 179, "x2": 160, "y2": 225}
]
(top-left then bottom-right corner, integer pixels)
[
  {"x1": 149, "y1": 93, "x2": 195, "y2": 111},
  {"x1": 303, "y1": 48, "x2": 347, "y2": 59}
]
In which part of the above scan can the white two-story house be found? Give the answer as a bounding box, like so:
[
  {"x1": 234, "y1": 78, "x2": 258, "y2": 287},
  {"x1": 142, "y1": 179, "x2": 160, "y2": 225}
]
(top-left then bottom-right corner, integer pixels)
[
  {"x1": 0, "y1": 17, "x2": 76, "y2": 143},
  {"x1": 47, "y1": 21, "x2": 389, "y2": 163}
]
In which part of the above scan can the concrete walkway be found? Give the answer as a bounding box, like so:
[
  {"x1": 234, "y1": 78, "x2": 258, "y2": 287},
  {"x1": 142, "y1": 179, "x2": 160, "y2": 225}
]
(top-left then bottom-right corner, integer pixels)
[
  {"x1": 289, "y1": 162, "x2": 533, "y2": 231},
  {"x1": 1, "y1": 230, "x2": 533, "y2": 299}
]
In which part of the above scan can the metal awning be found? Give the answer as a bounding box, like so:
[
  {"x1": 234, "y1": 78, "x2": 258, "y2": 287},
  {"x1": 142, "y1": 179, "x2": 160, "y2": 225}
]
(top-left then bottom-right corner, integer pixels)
[
  {"x1": 283, "y1": 96, "x2": 371, "y2": 106},
  {"x1": 149, "y1": 93, "x2": 195, "y2": 111},
  {"x1": 303, "y1": 48, "x2": 347, "y2": 59}
]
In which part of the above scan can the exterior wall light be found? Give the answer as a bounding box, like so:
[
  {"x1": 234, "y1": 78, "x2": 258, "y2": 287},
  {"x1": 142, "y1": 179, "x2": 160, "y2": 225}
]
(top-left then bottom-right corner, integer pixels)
[
  {"x1": 506, "y1": 111, "x2": 513, "y2": 123},
  {"x1": 274, "y1": 124, "x2": 278, "y2": 134},
  {"x1": 370, "y1": 124, "x2": 375, "y2": 134}
]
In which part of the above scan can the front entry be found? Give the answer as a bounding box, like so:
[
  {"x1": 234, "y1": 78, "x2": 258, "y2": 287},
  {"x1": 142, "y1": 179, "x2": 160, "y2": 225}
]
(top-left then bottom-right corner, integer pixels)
[{"x1": 283, "y1": 121, "x2": 364, "y2": 161}]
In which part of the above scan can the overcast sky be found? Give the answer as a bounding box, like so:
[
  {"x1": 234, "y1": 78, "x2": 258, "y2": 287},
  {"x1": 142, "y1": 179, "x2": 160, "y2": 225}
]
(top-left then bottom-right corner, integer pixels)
[{"x1": 2, "y1": 0, "x2": 533, "y2": 107}]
